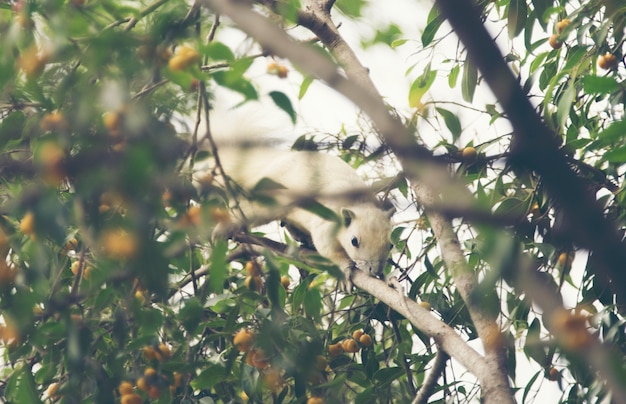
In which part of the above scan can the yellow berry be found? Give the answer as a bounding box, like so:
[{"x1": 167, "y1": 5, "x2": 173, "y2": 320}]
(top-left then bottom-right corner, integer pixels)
[
  {"x1": 359, "y1": 334, "x2": 373, "y2": 347},
  {"x1": 280, "y1": 276, "x2": 290, "y2": 289},
  {"x1": 352, "y1": 330, "x2": 364, "y2": 340},
  {"x1": 121, "y1": 393, "x2": 143, "y2": 404},
  {"x1": 549, "y1": 34, "x2": 563, "y2": 49},
  {"x1": 328, "y1": 342, "x2": 343, "y2": 357},
  {"x1": 118, "y1": 381, "x2": 134, "y2": 396},
  {"x1": 19, "y1": 211, "x2": 35, "y2": 237},
  {"x1": 342, "y1": 339, "x2": 359, "y2": 353},
  {"x1": 233, "y1": 329, "x2": 255, "y2": 352}
]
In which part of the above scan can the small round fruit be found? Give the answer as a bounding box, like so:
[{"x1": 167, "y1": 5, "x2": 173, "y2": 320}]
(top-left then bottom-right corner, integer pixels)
[
  {"x1": 359, "y1": 334, "x2": 373, "y2": 347},
  {"x1": 121, "y1": 393, "x2": 143, "y2": 404},
  {"x1": 328, "y1": 342, "x2": 343, "y2": 357},
  {"x1": 342, "y1": 339, "x2": 359, "y2": 353},
  {"x1": 598, "y1": 52, "x2": 618, "y2": 70},
  {"x1": 144, "y1": 367, "x2": 157, "y2": 379},
  {"x1": 173, "y1": 372, "x2": 183, "y2": 387},
  {"x1": 419, "y1": 301, "x2": 432, "y2": 311},
  {"x1": 547, "y1": 366, "x2": 559, "y2": 381},
  {"x1": 40, "y1": 111, "x2": 67, "y2": 132},
  {"x1": 157, "y1": 343, "x2": 171, "y2": 360},
  {"x1": 461, "y1": 146, "x2": 477, "y2": 163},
  {"x1": 147, "y1": 385, "x2": 161, "y2": 399},
  {"x1": 136, "y1": 377, "x2": 148, "y2": 391},
  {"x1": 233, "y1": 329, "x2": 255, "y2": 352},
  {"x1": 555, "y1": 19, "x2": 570, "y2": 34},
  {"x1": 118, "y1": 381, "x2": 134, "y2": 396},
  {"x1": 280, "y1": 276, "x2": 290, "y2": 289},
  {"x1": 549, "y1": 34, "x2": 563, "y2": 49},
  {"x1": 251, "y1": 349, "x2": 269, "y2": 369},
  {"x1": 277, "y1": 65, "x2": 289, "y2": 78},
  {"x1": 352, "y1": 329, "x2": 364, "y2": 340},
  {"x1": 143, "y1": 345, "x2": 157, "y2": 360},
  {"x1": 19, "y1": 211, "x2": 35, "y2": 237},
  {"x1": 307, "y1": 397, "x2": 325, "y2": 404},
  {"x1": 557, "y1": 252, "x2": 572, "y2": 268},
  {"x1": 100, "y1": 228, "x2": 138, "y2": 259}
]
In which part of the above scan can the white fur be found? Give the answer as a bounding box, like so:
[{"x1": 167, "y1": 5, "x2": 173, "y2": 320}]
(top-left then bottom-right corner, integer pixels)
[{"x1": 194, "y1": 108, "x2": 393, "y2": 286}]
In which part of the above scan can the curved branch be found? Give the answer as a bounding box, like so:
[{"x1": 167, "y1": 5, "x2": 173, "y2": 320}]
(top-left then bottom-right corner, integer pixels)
[{"x1": 412, "y1": 349, "x2": 449, "y2": 404}]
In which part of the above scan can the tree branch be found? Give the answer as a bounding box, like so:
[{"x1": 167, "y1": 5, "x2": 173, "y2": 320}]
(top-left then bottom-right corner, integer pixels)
[{"x1": 412, "y1": 349, "x2": 449, "y2": 404}]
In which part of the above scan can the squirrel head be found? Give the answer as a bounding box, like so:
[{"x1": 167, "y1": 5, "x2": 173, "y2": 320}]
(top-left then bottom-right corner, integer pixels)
[{"x1": 337, "y1": 206, "x2": 394, "y2": 276}]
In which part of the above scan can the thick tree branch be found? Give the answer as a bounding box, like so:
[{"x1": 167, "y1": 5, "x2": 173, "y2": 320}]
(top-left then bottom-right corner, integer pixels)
[{"x1": 351, "y1": 271, "x2": 492, "y2": 385}]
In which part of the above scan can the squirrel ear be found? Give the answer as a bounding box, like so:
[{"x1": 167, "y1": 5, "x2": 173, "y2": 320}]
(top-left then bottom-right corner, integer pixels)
[{"x1": 341, "y1": 208, "x2": 355, "y2": 227}]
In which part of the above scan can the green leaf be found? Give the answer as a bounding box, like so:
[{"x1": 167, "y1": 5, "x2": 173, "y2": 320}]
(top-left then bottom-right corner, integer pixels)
[
  {"x1": 508, "y1": 0, "x2": 528, "y2": 38},
  {"x1": 422, "y1": 14, "x2": 445, "y2": 47},
  {"x1": 448, "y1": 65, "x2": 460, "y2": 88},
  {"x1": 582, "y1": 75, "x2": 621, "y2": 94},
  {"x1": 335, "y1": 0, "x2": 365, "y2": 17},
  {"x1": 299, "y1": 76, "x2": 314, "y2": 99},
  {"x1": 436, "y1": 108, "x2": 462, "y2": 140},
  {"x1": 602, "y1": 146, "x2": 626, "y2": 163},
  {"x1": 303, "y1": 287, "x2": 322, "y2": 322},
  {"x1": 192, "y1": 364, "x2": 227, "y2": 390},
  {"x1": 204, "y1": 41, "x2": 235, "y2": 62},
  {"x1": 390, "y1": 39, "x2": 408, "y2": 48},
  {"x1": 556, "y1": 83, "x2": 575, "y2": 129},
  {"x1": 462, "y1": 57, "x2": 478, "y2": 103},
  {"x1": 408, "y1": 66, "x2": 436, "y2": 107},
  {"x1": 524, "y1": 318, "x2": 547, "y2": 366},
  {"x1": 209, "y1": 239, "x2": 228, "y2": 294},
  {"x1": 268, "y1": 91, "x2": 296, "y2": 124}
]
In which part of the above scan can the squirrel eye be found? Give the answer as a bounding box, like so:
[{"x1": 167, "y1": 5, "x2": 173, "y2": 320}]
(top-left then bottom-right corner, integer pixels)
[{"x1": 351, "y1": 236, "x2": 360, "y2": 248}]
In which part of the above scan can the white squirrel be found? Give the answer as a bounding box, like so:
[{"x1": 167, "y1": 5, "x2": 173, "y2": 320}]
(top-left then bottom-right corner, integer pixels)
[{"x1": 193, "y1": 105, "x2": 394, "y2": 287}]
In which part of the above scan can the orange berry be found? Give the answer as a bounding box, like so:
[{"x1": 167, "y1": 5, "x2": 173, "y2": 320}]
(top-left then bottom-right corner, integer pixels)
[
  {"x1": 251, "y1": 349, "x2": 269, "y2": 369},
  {"x1": 233, "y1": 329, "x2": 255, "y2": 352},
  {"x1": 461, "y1": 146, "x2": 477, "y2": 163},
  {"x1": 46, "y1": 382, "x2": 60, "y2": 398},
  {"x1": 549, "y1": 34, "x2": 563, "y2": 49},
  {"x1": 19, "y1": 211, "x2": 35, "y2": 237},
  {"x1": 144, "y1": 367, "x2": 157, "y2": 379},
  {"x1": 328, "y1": 342, "x2": 343, "y2": 357},
  {"x1": 136, "y1": 377, "x2": 148, "y2": 391},
  {"x1": 598, "y1": 52, "x2": 618, "y2": 70},
  {"x1": 342, "y1": 339, "x2": 359, "y2": 353},
  {"x1": 157, "y1": 343, "x2": 171, "y2": 360},
  {"x1": 307, "y1": 397, "x2": 325, "y2": 404},
  {"x1": 147, "y1": 385, "x2": 161, "y2": 399},
  {"x1": 40, "y1": 111, "x2": 68, "y2": 132},
  {"x1": 547, "y1": 366, "x2": 559, "y2": 381},
  {"x1": 100, "y1": 228, "x2": 138, "y2": 259},
  {"x1": 103, "y1": 112, "x2": 122, "y2": 137},
  {"x1": 280, "y1": 276, "x2": 290, "y2": 289},
  {"x1": 118, "y1": 381, "x2": 134, "y2": 395},
  {"x1": 555, "y1": 19, "x2": 570, "y2": 34},
  {"x1": 352, "y1": 330, "x2": 364, "y2": 340},
  {"x1": 143, "y1": 345, "x2": 157, "y2": 361},
  {"x1": 359, "y1": 334, "x2": 373, "y2": 347},
  {"x1": 121, "y1": 393, "x2": 143, "y2": 404}
]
